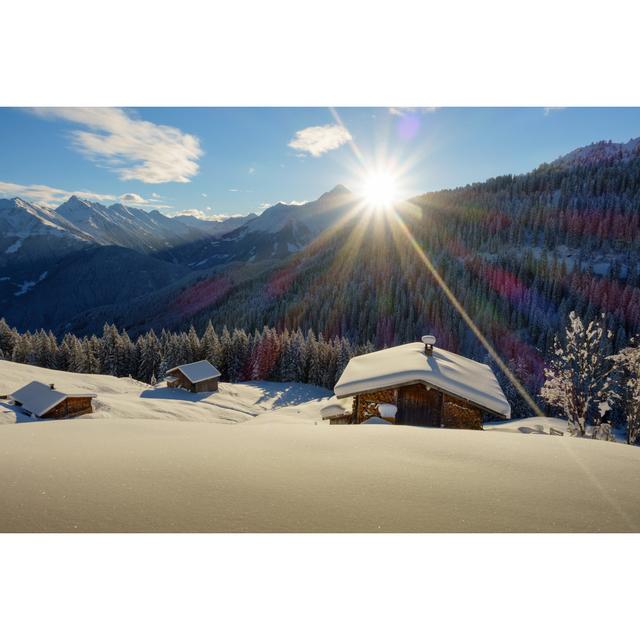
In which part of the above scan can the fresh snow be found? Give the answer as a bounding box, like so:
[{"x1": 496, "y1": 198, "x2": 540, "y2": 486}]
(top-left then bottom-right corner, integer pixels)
[
  {"x1": 13, "y1": 270, "x2": 47, "y2": 297},
  {"x1": 166, "y1": 360, "x2": 221, "y2": 383},
  {"x1": 334, "y1": 342, "x2": 511, "y2": 418},
  {"x1": 1, "y1": 360, "x2": 639, "y2": 532},
  {"x1": 5, "y1": 238, "x2": 23, "y2": 254},
  {"x1": 320, "y1": 395, "x2": 353, "y2": 419},
  {"x1": 0, "y1": 360, "x2": 330, "y2": 426}
]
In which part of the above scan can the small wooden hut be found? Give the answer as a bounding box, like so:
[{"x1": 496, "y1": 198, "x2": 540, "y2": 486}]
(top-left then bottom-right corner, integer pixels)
[
  {"x1": 165, "y1": 360, "x2": 221, "y2": 393},
  {"x1": 333, "y1": 337, "x2": 510, "y2": 429},
  {"x1": 9, "y1": 381, "x2": 96, "y2": 419}
]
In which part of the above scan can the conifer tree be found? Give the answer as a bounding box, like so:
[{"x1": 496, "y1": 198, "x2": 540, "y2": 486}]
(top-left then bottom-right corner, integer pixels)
[{"x1": 541, "y1": 312, "x2": 616, "y2": 436}]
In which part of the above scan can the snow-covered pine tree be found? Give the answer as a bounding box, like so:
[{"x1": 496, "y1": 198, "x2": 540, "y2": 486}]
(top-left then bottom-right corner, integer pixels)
[
  {"x1": 101, "y1": 323, "x2": 120, "y2": 377},
  {"x1": 218, "y1": 326, "x2": 232, "y2": 379},
  {"x1": 11, "y1": 332, "x2": 32, "y2": 364},
  {"x1": 540, "y1": 311, "x2": 616, "y2": 437},
  {"x1": 611, "y1": 342, "x2": 640, "y2": 445},
  {"x1": 200, "y1": 321, "x2": 221, "y2": 368},
  {"x1": 186, "y1": 326, "x2": 201, "y2": 362},
  {"x1": 221, "y1": 329, "x2": 243, "y2": 382},
  {"x1": 82, "y1": 337, "x2": 101, "y2": 374},
  {"x1": 0, "y1": 318, "x2": 18, "y2": 358}
]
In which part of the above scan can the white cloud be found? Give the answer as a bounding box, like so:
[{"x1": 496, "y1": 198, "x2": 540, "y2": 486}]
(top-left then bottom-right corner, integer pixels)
[
  {"x1": 248, "y1": 167, "x2": 256, "y2": 174},
  {"x1": 389, "y1": 107, "x2": 438, "y2": 116},
  {"x1": 228, "y1": 188, "x2": 240, "y2": 192},
  {"x1": 0, "y1": 181, "x2": 116, "y2": 207},
  {"x1": 119, "y1": 192, "x2": 148, "y2": 205},
  {"x1": 118, "y1": 192, "x2": 170, "y2": 209},
  {"x1": 28, "y1": 107, "x2": 203, "y2": 184},
  {"x1": 201, "y1": 193, "x2": 207, "y2": 197},
  {"x1": 168, "y1": 208, "x2": 248, "y2": 222},
  {"x1": 169, "y1": 208, "x2": 209, "y2": 219},
  {"x1": 288, "y1": 124, "x2": 352, "y2": 157},
  {"x1": 543, "y1": 107, "x2": 566, "y2": 116}
]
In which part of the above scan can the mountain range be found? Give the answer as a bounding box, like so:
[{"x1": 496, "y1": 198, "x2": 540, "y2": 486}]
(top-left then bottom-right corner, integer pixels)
[
  {"x1": 0, "y1": 183, "x2": 363, "y2": 332},
  {"x1": 2, "y1": 136, "x2": 640, "y2": 396}
]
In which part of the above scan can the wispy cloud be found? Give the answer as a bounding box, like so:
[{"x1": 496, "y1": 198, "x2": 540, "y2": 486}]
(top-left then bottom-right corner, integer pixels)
[
  {"x1": 288, "y1": 124, "x2": 352, "y2": 157},
  {"x1": 118, "y1": 192, "x2": 170, "y2": 208},
  {"x1": 168, "y1": 208, "x2": 249, "y2": 221},
  {"x1": 543, "y1": 107, "x2": 566, "y2": 116},
  {"x1": 0, "y1": 181, "x2": 172, "y2": 209},
  {"x1": 248, "y1": 167, "x2": 256, "y2": 175},
  {"x1": 0, "y1": 181, "x2": 116, "y2": 207},
  {"x1": 169, "y1": 208, "x2": 210, "y2": 219},
  {"x1": 28, "y1": 107, "x2": 203, "y2": 184},
  {"x1": 119, "y1": 192, "x2": 148, "y2": 205}
]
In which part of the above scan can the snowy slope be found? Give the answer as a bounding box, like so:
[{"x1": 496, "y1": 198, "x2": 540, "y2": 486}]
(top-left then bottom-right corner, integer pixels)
[
  {"x1": 55, "y1": 196, "x2": 207, "y2": 252},
  {"x1": 0, "y1": 197, "x2": 91, "y2": 263},
  {"x1": 0, "y1": 360, "x2": 330, "y2": 425},
  {"x1": 1, "y1": 361, "x2": 640, "y2": 532},
  {"x1": 0, "y1": 194, "x2": 230, "y2": 261},
  {"x1": 550, "y1": 137, "x2": 640, "y2": 169}
]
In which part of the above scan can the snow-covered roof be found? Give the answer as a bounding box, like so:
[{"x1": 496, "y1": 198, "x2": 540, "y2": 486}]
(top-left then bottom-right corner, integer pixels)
[
  {"x1": 334, "y1": 342, "x2": 511, "y2": 418},
  {"x1": 165, "y1": 360, "x2": 221, "y2": 383},
  {"x1": 9, "y1": 381, "x2": 96, "y2": 418},
  {"x1": 320, "y1": 396, "x2": 353, "y2": 420}
]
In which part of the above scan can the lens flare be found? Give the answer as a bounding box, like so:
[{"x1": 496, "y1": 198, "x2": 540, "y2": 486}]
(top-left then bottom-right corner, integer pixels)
[{"x1": 361, "y1": 171, "x2": 398, "y2": 208}]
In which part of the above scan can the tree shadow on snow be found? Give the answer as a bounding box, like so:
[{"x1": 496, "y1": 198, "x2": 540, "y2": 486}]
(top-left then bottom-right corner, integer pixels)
[
  {"x1": 139, "y1": 387, "x2": 215, "y2": 402},
  {"x1": 239, "y1": 381, "x2": 329, "y2": 408},
  {"x1": 518, "y1": 424, "x2": 547, "y2": 435}
]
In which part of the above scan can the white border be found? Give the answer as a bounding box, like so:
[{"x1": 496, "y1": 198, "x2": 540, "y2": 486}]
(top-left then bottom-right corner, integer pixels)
[
  {"x1": 2, "y1": 1, "x2": 639, "y2": 638},
  {"x1": 3, "y1": 0, "x2": 640, "y2": 106},
  {"x1": 1, "y1": 534, "x2": 638, "y2": 639}
]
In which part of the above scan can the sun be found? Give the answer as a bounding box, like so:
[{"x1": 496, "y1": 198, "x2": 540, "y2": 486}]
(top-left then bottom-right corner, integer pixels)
[{"x1": 361, "y1": 171, "x2": 398, "y2": 208}]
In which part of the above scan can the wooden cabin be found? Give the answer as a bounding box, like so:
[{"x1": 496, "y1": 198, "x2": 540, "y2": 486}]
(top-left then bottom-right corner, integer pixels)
[
  {"x1": 9, "y1": 381, "x2": 96, "y2": 419},
  {"x1": 332, "y1": 336, "x2": 510, "y2": 429},
  {"x1": 320, "y1": 396, "x2": 354, "y2": 424},
  {"x1": 165, "y1": 360, "x2": 221, "y2": 393}
]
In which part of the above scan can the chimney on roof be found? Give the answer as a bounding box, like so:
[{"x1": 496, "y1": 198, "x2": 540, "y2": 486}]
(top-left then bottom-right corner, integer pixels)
[
  {"x1": 421, "y1": 335, "x2": 436, "y2": 356},
  {"x1": 49, "y1": 383, "x2": 55, "y2": 390}
]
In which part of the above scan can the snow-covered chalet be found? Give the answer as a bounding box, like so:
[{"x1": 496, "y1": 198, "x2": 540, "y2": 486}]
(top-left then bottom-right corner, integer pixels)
[{"x1": 322, "y1": 336, "x2": 510, "y2": 428}]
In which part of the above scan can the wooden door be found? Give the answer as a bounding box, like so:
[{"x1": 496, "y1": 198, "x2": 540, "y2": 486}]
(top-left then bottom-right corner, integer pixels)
[{"x1": 397, "y1": 384, "x2": 442, "y2": 427}]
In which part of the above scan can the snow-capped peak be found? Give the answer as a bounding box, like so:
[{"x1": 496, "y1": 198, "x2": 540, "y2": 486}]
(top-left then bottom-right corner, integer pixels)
[{"x1": 319, "y1": 184, "x2": 352, "y2": 199}]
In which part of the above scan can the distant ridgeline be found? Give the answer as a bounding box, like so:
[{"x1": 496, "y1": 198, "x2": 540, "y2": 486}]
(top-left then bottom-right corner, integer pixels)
[{"x1": 2, "y1": 141, "x2": 640, "y2": 419}]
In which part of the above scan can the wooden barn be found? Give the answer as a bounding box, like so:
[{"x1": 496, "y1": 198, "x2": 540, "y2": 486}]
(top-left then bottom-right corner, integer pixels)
[
  {"x1": 9, "y1": 381, "x2": 96, "y2": 419},
  {"x1": 330, "y1": 336, "x2": 510, "y2": 429},
  {"x1": 165, "y1": 360, "x2": 221, "y2": 393}
]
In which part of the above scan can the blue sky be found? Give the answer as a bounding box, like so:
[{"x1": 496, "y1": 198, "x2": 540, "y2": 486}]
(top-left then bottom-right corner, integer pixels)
[{"x1": 1, "y1": 107, "x2": 640, "y2": 219}]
